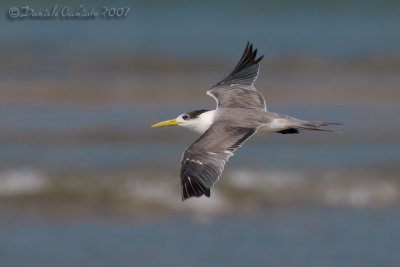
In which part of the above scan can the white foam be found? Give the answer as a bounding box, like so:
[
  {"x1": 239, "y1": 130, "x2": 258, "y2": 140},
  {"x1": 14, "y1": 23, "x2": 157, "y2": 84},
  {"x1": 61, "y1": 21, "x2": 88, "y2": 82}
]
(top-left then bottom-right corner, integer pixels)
[
  {"x1": 229, "y1": 169, "x2": 304, "y2": 190},
  {"x1": 0, "y1": 169, "x2": 48, "y2": 196}
]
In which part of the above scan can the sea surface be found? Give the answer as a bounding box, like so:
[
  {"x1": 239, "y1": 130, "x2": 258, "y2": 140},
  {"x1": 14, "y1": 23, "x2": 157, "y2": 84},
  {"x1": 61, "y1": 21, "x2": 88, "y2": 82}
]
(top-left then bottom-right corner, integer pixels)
[
  {"x1": 0, "y1": 103, "x2": 399, "y2": 172},
  {"x1": 1, "y1": 0, "x2": 400, "y2": 60},
  {"x1": 1, "y1": 208, "x2": 400, "y2": 267},
  {"x1": 0, "y1": 0, "x2": 399, "y2": 210}
]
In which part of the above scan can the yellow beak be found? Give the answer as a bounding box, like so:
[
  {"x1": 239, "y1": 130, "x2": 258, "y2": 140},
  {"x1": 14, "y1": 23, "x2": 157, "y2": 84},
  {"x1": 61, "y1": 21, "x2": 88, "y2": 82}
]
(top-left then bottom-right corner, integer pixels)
[{"x1": 151, "y1": 119, "x2": 181, "y2": 128}]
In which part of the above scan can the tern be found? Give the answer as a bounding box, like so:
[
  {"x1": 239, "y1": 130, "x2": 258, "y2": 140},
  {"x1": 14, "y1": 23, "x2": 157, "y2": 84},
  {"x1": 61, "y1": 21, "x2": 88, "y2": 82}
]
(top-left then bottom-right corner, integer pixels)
[{"x1": 152, "y1": 43, "x2": 340, "y2": 201}]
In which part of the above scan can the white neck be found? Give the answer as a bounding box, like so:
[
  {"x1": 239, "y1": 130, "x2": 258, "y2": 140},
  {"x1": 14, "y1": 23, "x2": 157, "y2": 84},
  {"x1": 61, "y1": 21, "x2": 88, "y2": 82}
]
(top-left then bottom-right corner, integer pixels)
[{"x1": 180, "y1": 110, "x2": 216, "y2": 134}]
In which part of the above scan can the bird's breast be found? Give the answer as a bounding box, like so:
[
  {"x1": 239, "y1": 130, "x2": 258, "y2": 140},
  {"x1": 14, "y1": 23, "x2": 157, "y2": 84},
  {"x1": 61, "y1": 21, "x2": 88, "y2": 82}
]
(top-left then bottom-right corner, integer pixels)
[{"x1": 255, "y1": 124, "x2": 274, "y2": 136}]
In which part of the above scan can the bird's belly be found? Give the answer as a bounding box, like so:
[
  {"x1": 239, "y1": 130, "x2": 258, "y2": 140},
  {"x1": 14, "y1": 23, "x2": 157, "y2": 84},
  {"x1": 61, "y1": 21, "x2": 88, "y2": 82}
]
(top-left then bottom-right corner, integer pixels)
[
  {"x1": 255, "y1": 124, "x2": 275, "y2": 136},
  {"x1": 255, "y1": 119, "x2": 291, "y2": 136}
]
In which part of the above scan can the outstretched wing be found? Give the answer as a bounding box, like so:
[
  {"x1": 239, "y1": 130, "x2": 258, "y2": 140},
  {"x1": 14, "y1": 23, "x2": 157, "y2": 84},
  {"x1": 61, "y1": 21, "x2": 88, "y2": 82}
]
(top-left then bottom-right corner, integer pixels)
[
  {"x1": 180, "y1": 121, "x2": 257, "y2": 200},
  {"x1": 207, "y1": 42, "x2": 266, "y2": 110}
]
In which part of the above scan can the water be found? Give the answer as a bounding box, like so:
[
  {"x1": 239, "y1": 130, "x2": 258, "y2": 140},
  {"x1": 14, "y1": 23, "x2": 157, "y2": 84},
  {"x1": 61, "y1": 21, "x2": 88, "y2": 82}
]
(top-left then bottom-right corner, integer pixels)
[
  {"x1": 1, "y1": 209, "x2": 400, "y2": 267},
  {"x1": 0, "y1": 2, "x2": 399, "y2": 265},
  {"x1": 1, "y1": 0, "x2": 400, "y2": 64},
  {"x1": 0, "y1": 104, "x2": 399, "y2": 172}
]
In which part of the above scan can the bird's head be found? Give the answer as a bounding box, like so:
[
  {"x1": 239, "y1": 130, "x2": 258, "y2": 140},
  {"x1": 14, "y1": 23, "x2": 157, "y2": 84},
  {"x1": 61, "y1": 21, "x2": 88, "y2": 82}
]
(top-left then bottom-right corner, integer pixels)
[{"x1": 151, "y1": 109, "x2": 214, "y2": 134}]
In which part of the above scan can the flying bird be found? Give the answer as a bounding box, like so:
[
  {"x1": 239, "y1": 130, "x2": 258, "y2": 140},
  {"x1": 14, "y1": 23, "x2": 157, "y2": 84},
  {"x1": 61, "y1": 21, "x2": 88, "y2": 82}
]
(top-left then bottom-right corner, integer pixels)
[{"x1": 152, "y1": 43, "x2": 340, "y2": 201}]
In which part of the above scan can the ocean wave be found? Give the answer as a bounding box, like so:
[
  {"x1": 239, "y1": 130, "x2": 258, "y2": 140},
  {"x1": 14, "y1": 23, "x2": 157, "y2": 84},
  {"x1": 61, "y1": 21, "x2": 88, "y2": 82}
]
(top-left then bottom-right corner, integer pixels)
[
  {"x1": 0, "y1": 169, "x2": 48, "y2": 196},
  {"x1": 0, "y1": 168, "x2": 399, "y2": 219}
]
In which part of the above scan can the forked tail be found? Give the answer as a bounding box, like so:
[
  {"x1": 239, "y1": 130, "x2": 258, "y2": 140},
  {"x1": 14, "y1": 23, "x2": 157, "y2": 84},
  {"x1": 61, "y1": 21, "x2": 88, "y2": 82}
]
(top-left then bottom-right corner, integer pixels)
[
  {"x1": 277, "y1": 120, "x2": 342, "y2": 134},
  {"x1": 294, "y1": 121, "x2": 342, "y2": 133}
]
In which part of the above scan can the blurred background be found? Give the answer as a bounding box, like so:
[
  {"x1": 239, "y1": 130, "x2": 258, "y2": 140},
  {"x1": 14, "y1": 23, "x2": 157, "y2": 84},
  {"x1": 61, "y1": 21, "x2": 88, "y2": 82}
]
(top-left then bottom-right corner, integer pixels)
[{"x1": 1, "y1": 0, "x2": 400, "y2": 266}]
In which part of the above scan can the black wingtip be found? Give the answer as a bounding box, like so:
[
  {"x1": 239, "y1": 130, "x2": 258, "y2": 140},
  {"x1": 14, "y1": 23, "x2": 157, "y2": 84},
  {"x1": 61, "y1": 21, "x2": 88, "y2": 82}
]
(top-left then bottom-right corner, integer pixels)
[
  {"x1": 215, "y1": 42, "x2": 264, "y2": 87},
  {"x1": 181, "y1": 177, "x2": 211, "y2": 201},
  {"x1": 182, "y1": 189, "x2": 210, "y2": 201},
  {"x1": 235, "y1": 42, "x2": 264, "y2": 70}
]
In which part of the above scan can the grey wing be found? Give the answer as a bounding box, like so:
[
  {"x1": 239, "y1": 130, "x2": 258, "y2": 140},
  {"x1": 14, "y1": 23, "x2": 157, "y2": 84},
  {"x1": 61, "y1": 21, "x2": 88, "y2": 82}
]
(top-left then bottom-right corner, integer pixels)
[
  {"x1": 180, "y1": 121, "x2": 257, "y2": 200},
  {"x1": 207, "y1": 42, "x2": 267, "y2": 110}
]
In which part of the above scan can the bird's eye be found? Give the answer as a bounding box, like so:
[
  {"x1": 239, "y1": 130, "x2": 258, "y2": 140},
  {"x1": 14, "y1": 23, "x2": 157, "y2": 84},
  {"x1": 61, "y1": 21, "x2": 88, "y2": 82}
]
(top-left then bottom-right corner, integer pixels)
[{"x1": 182, "y1": 115, "x2": 189, "y2": 120}]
